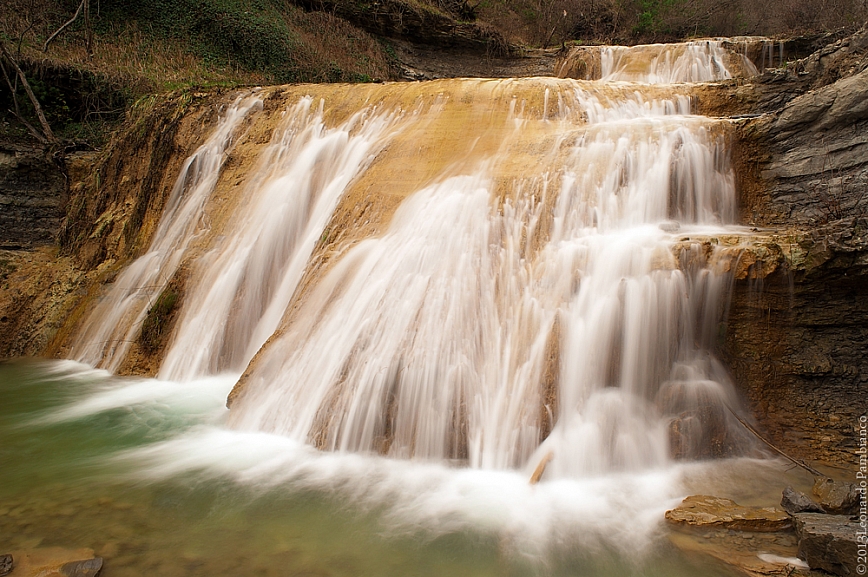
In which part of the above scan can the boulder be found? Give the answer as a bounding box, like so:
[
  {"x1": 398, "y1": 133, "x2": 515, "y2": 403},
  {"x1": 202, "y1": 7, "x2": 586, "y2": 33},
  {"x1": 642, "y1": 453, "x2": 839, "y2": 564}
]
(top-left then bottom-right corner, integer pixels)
[
  {"x1": 794, "y1": 513, "x2": 862, "y2": 576},
  {"x1": 665, "y1": 495, "x2": 792, "y2": 532},
  {"x1": 813, "y1": 477, "x2": 860, "y2": 514},
  {"x1": 781, "y1": 486, "x2": 825, "y2": 514}
]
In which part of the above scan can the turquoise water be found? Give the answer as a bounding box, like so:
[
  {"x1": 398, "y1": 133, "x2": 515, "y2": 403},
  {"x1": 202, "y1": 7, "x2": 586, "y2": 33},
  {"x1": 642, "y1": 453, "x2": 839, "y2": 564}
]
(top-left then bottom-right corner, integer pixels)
[{"x1": 0, "y1": 359, "x2": 801, "y2": 577}]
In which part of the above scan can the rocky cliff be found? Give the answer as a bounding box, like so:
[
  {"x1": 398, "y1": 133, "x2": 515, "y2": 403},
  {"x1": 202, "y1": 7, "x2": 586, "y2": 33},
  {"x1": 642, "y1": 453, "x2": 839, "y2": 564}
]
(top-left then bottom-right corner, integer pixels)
[
  {"x1": 0, "y1": 143, "x2": 66, "y2": 249},
  {"x1": 0, "y1": 91, "x2": 229, "y2": 357},
  {"x1": 723, "y1": 27, "x2": 868, "y2": 465}
]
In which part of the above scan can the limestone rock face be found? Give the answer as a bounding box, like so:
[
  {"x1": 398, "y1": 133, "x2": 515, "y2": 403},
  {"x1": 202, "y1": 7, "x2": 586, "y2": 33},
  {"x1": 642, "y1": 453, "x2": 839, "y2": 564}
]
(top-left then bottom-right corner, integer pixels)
[
  {"x1": 724, "y1": 27, "x2": 868, "y2": 468},
  {"x1": 794, "y1": 513, "x2": 862, "y2": 576},
  {"x1": 293, "y1": 0, "x2": 508, "y2": 53},
  {"x1": 664, "y1": 495, "x2": 792, "y2": 532},
  {"x1": 743, "y1": 66, "x2": 868, "y2": 226}
]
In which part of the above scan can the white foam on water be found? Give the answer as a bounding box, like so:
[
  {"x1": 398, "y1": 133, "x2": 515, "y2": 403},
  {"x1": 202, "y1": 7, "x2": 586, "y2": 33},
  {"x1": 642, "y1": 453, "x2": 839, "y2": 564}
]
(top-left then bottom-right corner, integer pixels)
[
  {"x1": 757, "y1": 554, "x2": 809, "y2": 569},
  {"x1": 113, "y1": 423, "x2": 686, "y2": 558},
  {"x1": 38, "y1": 371, "x2": 238, "y2": 425}
]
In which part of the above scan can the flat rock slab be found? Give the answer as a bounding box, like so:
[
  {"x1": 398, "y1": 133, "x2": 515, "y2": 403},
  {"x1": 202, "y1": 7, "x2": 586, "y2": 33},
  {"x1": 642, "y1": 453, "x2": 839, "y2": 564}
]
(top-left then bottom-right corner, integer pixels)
[
  {"x1": 665, "y1": 495, "x2": 793, "y2": 532},
  {"x1": 794, "y1": 513, "x2": 861, "y2": 576},
  {"x1": 668, "y1": 531, "x2": 809, "y2": 577},
  {"x1": 8, "y1": 548, "x2": 102, "y2": 577}
]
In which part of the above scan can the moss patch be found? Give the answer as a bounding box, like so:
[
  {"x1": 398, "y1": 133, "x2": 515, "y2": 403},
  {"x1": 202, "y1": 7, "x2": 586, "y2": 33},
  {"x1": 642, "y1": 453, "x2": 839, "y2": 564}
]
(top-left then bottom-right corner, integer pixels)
[{"x1": 139, "y1": 284, "x2": 180, "y2": 354}]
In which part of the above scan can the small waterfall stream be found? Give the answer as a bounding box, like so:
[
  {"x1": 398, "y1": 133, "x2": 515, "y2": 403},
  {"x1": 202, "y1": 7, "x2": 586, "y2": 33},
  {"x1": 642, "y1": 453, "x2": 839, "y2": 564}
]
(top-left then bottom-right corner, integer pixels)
[{"x1": 71, "y1": 96, "x2": 263, "y2": 372}]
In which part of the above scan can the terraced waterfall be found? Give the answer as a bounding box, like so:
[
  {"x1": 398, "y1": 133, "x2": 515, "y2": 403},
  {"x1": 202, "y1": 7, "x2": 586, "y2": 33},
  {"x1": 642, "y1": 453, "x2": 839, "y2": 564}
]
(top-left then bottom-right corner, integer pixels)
[{"x1": 2, "y1": 40, "x2": 806, "y2": 577}]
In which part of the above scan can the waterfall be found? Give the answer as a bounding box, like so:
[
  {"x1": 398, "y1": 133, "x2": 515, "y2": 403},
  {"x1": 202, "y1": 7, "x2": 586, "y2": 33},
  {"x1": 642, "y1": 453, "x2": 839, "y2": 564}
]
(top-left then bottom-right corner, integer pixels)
[
  {"x1": 158, "y1": 98, "x2": 405, "y2": 381},
  {"x1": 599, "y1": 41, "x2": 733, "y2": 83},
  {"x1": 71, "y1": 96, "x2": 262, "y2": 371},
  {"x1": 227, "y1": 84, "x2": 750, "y2": 474},
  {"x1": 71, "y1": 44, "x2": 758, "y2": 479},
  {"x1": 557, "y1": 40, "x2": 758, "y2": 83}
]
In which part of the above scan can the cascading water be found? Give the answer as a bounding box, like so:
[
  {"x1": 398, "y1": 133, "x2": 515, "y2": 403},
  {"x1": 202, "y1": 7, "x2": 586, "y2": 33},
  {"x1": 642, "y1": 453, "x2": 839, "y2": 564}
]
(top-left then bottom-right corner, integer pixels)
[
  {"x1": 71, "y1": 56, "x2": 756, "y2": 479},
  {"x1": 556, "y1": 40, "x2": 759, "y2": 82},
  {"x1": 226, "y1": 85, "x2": 752, "y2": 475},
  {"x1": 70, "y1": 95, "x2": 262, "y2": 372},
  {"x1": 600, "y1": 41, "x2": 734, "y2": 82},
  {"x1": 158, "y1": 98, "x2": 406, "y2": 381}
]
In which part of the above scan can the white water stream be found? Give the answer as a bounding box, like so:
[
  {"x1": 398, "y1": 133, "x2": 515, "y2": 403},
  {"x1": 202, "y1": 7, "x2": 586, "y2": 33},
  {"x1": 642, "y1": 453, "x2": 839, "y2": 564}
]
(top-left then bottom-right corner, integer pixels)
[
  {"x1": 599, "y1": 41, "x2": 738, "y2": 83},
  {"x1": 71, "y1": 96, "x2": 263, "y2": 372}
]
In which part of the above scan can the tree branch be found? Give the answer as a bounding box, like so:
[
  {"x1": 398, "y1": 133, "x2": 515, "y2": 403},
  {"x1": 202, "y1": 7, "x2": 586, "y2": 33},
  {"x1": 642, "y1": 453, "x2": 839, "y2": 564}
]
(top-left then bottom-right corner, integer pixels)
[
  {"x1": 726, "y1": 404, "x2": 824, "y2": 477},
  {"x1": 0, "y1": 41, "x2": 58, "y2": 143},
  {"x1": 42, "y1": 0, "x2": 86, "y2": 52}
]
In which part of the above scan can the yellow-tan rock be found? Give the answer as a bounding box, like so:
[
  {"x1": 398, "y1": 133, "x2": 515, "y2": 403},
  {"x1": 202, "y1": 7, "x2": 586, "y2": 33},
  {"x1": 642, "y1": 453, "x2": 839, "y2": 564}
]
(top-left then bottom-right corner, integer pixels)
[{"x1": 665, "y1": 495, "x2": 792, "y2": 532}]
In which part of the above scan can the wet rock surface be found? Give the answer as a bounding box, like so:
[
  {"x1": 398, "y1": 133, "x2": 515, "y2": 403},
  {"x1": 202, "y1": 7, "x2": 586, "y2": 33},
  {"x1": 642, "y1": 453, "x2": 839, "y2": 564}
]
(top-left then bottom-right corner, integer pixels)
[
  {"x1": 668, "y1": 529, "x2": 814, "y2": 577},
  {"x1": 781, "y1": 486, "x2": 825, "y2": 514},
  {"x1": 812, "y1": 477, "x2": 861, "y2": 515},
  {"x1": 665, "y1": 495, "x2": 793, "y2": 532},
  {"x1": 725, "y1": 266, "x2": 868, "y2": 465},
  {"x1": 794, "y1": 513, "x2": 862, "y2": 576},
  {"x1": 59, "y1": 557, "x2": 103, "y2": 577},
  {"x1": 724, "y1": 27, "x2": 868, "y2": 465}
]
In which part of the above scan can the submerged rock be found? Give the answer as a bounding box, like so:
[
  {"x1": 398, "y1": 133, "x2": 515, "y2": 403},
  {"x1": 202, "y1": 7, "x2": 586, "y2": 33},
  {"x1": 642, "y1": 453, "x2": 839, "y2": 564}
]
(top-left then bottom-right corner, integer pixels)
[
  {"x1": 812, "y1": 477, "x2": 860, "y2": 515},
  {"x1": 794, "y1": 513, "x2": 862, "y2": 576},
  {"x1": 665, "y1": 495, "x2": 792, "y2": 532},
  {"x1": 781, "y1": 486, "x2": 825, "y2": 514},
  {"x1": 60, "y1": 557, "x2": 103, "y2": 577},
  {"x1": 0, "y1": 554, "x2": 12, "y2": 577},
  {"x1": 6, "y1": 548, "x2": 101, "y2": 577}
]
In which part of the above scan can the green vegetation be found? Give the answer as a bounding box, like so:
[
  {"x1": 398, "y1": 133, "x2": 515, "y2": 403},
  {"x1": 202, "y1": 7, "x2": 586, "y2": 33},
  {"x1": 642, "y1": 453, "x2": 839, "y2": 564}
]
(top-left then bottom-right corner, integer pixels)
[
  {"x1": 98, "y1": 0, "x2": 303, "y2": 83},
  {"x1": 0, "y1": 0, "x2": 392, "y2": 147},
  {"x1": 140, "y1": 285, "x2": 179, "y2": 354}
]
